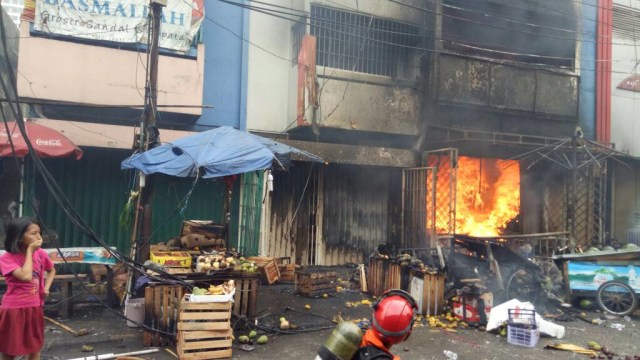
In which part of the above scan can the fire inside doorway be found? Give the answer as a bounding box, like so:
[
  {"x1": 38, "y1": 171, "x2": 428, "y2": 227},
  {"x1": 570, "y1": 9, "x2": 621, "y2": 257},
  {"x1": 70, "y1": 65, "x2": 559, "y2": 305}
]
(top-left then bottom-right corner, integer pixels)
[
  {"x1": 402, "y1": 145, "x2": 608, "y2": 252},
  {"x1": 448, "y1": 156, "x2": 520, "y2": 237},
  {"x1": 402, "y1": 151, "x2": 522, "y2": 248}
]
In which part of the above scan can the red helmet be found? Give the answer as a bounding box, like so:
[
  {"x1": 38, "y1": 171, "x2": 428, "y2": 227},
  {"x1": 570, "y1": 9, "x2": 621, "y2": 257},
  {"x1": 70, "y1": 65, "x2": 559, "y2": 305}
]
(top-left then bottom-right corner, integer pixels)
[{"x1": 371, "y1": 289, "x2": 418, "y2": 345}]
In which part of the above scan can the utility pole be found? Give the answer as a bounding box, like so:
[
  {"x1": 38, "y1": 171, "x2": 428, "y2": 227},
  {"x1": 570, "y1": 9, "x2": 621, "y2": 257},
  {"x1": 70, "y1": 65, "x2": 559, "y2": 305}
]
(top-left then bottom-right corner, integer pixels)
[{"x1": 137, "y1": 0, "x2": 165, "y2": 265}]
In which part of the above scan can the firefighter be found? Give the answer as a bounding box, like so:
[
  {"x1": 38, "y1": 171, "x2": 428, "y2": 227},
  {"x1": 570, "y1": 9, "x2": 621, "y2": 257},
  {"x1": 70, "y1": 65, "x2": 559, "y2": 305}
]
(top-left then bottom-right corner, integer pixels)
[{"x1": 355, "y1": 289, "x2": 418, "y2": 360}]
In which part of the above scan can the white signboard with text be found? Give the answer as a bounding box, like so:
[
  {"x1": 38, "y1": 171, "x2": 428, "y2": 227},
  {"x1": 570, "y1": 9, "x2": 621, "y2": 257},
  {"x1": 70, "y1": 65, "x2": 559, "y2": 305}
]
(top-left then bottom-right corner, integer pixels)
[{"x1": 33, "y1": 0, "x2": 204, "y2": 53}]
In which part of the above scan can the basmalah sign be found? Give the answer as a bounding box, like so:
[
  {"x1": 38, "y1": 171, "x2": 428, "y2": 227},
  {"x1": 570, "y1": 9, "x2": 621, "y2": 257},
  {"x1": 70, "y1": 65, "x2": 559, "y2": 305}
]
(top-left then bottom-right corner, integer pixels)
[{"x1": 33, "y1": 0, "x2": 204, "y2": 53}]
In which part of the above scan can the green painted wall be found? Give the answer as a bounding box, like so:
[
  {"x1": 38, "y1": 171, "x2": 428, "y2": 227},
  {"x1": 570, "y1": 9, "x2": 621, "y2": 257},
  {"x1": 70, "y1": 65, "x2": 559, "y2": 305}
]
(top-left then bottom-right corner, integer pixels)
[{"x1": 28, "y1": 149, "x2": 239, "y2": 255}]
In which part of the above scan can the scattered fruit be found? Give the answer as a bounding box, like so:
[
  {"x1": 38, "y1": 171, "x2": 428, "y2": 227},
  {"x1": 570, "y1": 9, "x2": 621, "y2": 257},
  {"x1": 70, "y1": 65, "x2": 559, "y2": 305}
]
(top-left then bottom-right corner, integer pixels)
[
  {"x1": 257, "y1": 335, "x2": 269, "y2": 345},
  {"x1": 323, "y1": 293, "x2": 329, "y2": 298},
  {"x1": 305, "y1": 304, "x2": 311, "y2": 310},
  {"x1": 248, "y1": 330, "x2": 257, "y2": 339},
  {"x1": 238, "y1": 335, "x2": 249, "y2": 344},
  {"x1": 81, "y1": 345, "x2": 94, "y2": 352},
  {"x1": 580, "y1": 299, "x2": 594, "y2": 310},
  {"x1": 587, "y1": 341, "x2": 602, "y2": 351}
]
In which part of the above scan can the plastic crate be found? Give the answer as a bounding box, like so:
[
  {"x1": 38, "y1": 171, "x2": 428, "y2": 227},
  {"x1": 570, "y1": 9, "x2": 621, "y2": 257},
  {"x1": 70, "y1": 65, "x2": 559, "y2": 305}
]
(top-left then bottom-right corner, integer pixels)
[{"x1": 507, "y1": 309, "x2": 539, "y2": 348}]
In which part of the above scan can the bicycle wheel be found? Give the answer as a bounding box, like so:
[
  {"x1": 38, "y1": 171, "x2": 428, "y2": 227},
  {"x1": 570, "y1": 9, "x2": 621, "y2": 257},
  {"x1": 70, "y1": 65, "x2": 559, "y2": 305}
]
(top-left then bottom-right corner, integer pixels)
[
  {"x1": 596, "y1": 281, "x2": 637, "y2": 316},
  {"x1": 505, "y1": 268, "x2": 541, "y2": 304}
]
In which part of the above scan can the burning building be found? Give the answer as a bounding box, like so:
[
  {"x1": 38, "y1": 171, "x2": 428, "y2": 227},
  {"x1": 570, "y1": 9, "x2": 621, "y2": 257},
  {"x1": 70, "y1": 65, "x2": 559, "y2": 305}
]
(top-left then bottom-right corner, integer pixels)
[{"x1": 244, "y1": 0, "x2": 624, "y2": 265}]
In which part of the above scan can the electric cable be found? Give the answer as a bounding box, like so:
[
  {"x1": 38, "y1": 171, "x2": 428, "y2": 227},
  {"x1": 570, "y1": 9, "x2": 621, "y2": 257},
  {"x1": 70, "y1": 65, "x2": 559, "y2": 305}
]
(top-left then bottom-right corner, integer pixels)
[
  {"x1": 206, "y1": 0, "x2": 640, "y2": 73},
  {"x1": 233, "y1": 0, "x2": 637, "y2": 47},
  {"x1": 0, "y1": 14, "x2": 193, "y2": 290}
]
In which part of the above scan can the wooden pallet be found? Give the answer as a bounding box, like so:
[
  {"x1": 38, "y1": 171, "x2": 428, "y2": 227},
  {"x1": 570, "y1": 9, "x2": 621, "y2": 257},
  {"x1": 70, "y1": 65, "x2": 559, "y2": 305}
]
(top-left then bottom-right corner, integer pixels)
[
  {"x1": 295, "y1": 270, "x2": 337, "y2": 297},
  {"x1": 233, "y1": 276, "x2": 259, "y2": 317},
  {"x1": 177, "y1": 300, "x2": 232, "y2": 359},
  {"x1": 143, "y1": 284, "x2": 185, "y2": 347}
]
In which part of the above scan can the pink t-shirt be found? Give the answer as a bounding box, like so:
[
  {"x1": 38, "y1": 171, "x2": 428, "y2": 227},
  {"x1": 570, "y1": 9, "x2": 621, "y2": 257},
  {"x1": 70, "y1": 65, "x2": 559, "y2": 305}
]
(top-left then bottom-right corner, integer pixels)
[{"x1": 0, "y1": 249, "x2": 54, "y2": 309}]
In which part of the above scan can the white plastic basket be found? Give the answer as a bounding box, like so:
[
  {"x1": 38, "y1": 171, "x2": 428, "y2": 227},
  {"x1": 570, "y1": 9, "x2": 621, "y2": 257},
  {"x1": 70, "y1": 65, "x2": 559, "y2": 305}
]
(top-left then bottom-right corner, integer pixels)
[
  {"x1": 507, "y1": 324, "x2": 539, "y2": 347},
  {"x1": 507, "y1": 309, "x2": 539, "y2": 347}
]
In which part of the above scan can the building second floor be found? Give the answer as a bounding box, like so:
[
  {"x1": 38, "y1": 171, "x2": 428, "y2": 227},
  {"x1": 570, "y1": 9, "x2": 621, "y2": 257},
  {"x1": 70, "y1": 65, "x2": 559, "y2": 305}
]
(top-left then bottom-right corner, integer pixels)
[{"x1": 246, "y1": 0, "x2": 589, "y2": 148}]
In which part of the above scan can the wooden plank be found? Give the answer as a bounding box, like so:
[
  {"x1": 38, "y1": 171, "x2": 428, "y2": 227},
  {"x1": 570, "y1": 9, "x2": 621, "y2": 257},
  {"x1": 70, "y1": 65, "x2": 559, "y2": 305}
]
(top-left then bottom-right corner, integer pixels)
[
  {"x1": 178, "y1": 322, "x2": 231, "y2": 331},
  {"x1": 359, "y1": 264, "x2": 367, "y2": 293},
  {"x1": 180, "y1": 348, "x2": 232, "y2": 360},
  {"x1": 152, "y1": 286, "x2": 162, "y2": 345},
  {"x1": 248, "y1": 279, "x2": 258, "y2": 317},
  {"x1": 181, "y1": 339, "x2": 232, "y2": 351},
  {"x1": 181, "y1": 302, "x2": 231, "y2": 311},
  {"x1": 180, "y1": 312, "x2": 230, "y2": 321},
  {"x1": 143, "y1": 287, "x2": 154, "y2": 346},
  {"x1": 181, "y1": 329, "x2": 232, "y2": 340}
]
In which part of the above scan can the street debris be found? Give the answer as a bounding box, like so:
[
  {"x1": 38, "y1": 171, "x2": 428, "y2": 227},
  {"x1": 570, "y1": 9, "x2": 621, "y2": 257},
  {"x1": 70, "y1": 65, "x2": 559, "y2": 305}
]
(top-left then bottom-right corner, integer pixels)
[
  {"x1": 45, "y1": 316, "x2": 90, "y2": 337},
  {"x1": 544, "y1": 343, "x2": 598, "y2": 356}
]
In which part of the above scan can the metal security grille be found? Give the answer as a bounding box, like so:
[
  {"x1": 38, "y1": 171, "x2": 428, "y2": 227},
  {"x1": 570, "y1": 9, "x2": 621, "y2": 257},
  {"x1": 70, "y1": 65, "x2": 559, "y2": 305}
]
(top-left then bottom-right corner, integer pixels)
[
  {"x1": 401, "y1": 167, "x2": 436, "y2": 249},
  {"x1": 310, "y1": 5, "x2": 420, "y2": 77},
  {"x1": 543, "y1": 173, "x2": 567, "y2": 234},
  {"x1": 543, "y1": 162, "x2": 608, "y2": 249},
  {"x1": 571, "y1": 162, "x2": 608, "y2": 247},
  {"x1": 424, "y1": 149, "x2": 458, "y2": 236}
]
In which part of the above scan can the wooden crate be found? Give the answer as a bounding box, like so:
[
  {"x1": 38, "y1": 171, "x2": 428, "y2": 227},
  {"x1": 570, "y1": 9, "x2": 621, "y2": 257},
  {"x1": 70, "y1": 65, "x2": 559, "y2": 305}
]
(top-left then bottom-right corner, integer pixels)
[
  {"x1": 387, "y1": 264, "x2": 402, "y2": 291},
  {"x1": 408, "y1": 272, "x2": 445, "y2": 316},
  {"x1": 191, "y1": 273, "x2": 259, "y2": 318},
  {"x1": 246, "y1": 256, "x2": 280, "y2": 284},
  {"x1": 295, "y1": 269, "x2": 337, "y2": 298},
  {"x1": 367, "y1": 258, "x2": 387, "y2": 297},
  {"x1": 261, "y1": 260, "x2": 280, "y2": 285},
  {"x1": 278, "y1": 264, "x2": 298, "y2": 283},
  {"x1": 177, "y1": 300, "x2": 232, "y2": 359},
  {"x1": 367, "y1": 259, "x2": 403, "y2": 297},
  {"x1": 143, "y1": 284, "x2": 185, "y2": 347},
  {"x1": 232, "y1": 276, "x2": 259, "y2": 317}
]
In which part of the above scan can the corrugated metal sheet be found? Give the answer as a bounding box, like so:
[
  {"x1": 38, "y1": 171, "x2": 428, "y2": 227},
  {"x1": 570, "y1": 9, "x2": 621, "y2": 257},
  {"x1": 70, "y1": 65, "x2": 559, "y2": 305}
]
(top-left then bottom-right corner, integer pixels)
[
  {"x1": 321, "y1": 164, "x2": 401, "y2": 265},
  {"x1": 238, "y1": 171, "x2": 264, "y2": 256},
  {"x1": 265, "y1": 163, "x2": 315, "y2": 264},
  {"x1": 265, "y1": 163, "x2": 402, "y2": 266},
  {"x1": 30, "y1": 149, "x2": 236, "y2": 254}
]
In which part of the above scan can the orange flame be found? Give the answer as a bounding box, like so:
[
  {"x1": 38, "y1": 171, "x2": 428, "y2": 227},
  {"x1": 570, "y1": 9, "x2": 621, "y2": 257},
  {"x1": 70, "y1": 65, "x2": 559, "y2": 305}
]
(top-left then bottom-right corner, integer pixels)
[{"x1": 455, "y1": 157, "x2": 520, "y2": 236}]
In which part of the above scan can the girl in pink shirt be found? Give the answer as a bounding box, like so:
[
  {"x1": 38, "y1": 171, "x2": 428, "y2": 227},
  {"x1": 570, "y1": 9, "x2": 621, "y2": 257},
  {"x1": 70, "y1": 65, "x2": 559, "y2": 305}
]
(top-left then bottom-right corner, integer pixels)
[{"x1": 0, "y1": 218, "x2": 55, "y2": 360}]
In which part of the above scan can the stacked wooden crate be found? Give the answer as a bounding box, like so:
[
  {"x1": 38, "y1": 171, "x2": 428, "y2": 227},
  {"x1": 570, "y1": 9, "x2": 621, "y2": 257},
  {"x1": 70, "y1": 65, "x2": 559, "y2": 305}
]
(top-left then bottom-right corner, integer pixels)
[
  {"x1": 276, "y1": 257, "x2": 298, "y2": 283},
  {"x1": 177, "y1": 299, "x2": 232, "y2": 359},
  {"x1": 143, "y1": 284, "x2": 185, "y2": 347}
]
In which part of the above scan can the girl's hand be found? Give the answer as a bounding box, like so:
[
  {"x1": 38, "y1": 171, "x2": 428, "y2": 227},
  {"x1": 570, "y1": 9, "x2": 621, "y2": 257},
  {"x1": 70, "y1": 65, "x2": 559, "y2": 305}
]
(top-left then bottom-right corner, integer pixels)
[
  {"x1": 44, "y1": 288, "x2": 50, "y2": 298},
  {"x1": 27, "y1": 239, "x2": 43, "y2": 251}
]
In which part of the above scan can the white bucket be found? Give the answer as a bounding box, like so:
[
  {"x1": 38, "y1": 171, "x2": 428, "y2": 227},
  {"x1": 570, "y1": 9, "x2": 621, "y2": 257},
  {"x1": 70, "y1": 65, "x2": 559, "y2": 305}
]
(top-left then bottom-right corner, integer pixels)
[{"x1": 124, "y1": 298, "x2": 145, "y2": 328}]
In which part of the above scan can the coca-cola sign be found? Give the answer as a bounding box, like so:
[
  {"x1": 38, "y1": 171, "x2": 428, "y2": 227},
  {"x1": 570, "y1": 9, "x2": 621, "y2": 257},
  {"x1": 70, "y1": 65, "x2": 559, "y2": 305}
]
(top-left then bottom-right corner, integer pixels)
[{"x1": 36, "y1": 138, "x2": 62, "y2": 147}]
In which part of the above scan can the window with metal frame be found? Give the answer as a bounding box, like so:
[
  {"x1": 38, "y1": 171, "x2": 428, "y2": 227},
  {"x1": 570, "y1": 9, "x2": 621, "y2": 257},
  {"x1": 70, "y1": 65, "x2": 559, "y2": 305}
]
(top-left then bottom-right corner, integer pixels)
[{"x1": 310, "y1": 5, "x2": 421, "y2": 77}]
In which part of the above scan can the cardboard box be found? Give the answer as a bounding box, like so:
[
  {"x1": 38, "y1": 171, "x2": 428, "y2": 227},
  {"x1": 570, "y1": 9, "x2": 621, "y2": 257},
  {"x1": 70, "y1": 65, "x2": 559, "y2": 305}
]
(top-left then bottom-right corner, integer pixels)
[
  {"x1": 452, "y1": 293, "x2": 493, "y2": 324},
  {"x1": 150, "y1": 251, "x2": 192, "y2": 268}
]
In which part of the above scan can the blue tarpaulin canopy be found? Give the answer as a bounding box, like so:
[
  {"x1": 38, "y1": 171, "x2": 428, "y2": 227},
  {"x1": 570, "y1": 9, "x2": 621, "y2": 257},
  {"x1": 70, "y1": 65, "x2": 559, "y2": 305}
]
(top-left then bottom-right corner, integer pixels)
[{"x1": 120, "y1": 126, "x2": 323, "y2": 178}]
